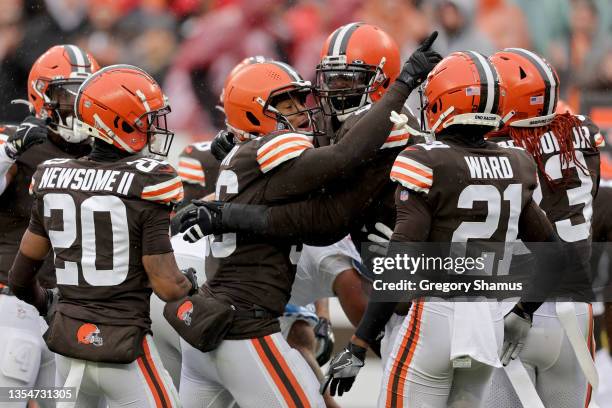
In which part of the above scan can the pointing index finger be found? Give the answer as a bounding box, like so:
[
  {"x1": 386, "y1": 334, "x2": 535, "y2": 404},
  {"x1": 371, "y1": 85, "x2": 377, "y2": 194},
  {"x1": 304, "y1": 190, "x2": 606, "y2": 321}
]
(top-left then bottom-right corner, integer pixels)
[{"x1": 417, "y1": 31, "x2": 439, "y2": 52}]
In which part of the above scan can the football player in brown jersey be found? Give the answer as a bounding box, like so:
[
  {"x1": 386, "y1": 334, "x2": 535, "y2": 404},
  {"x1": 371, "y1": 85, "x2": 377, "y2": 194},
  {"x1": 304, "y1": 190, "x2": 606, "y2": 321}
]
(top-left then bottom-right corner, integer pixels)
[
  {"x1": 0, "y1": 45, "x2": 99, "y2": 406},
  {"x1": 8, "y1": 65, "x2": 198, "y2": 407},
  {"x1": 0, "y1": 45, "x2": 99, "y2": 286},
  {"x1": 323, "y1": 51, "x2": 571, "y2": 407},
  {"x1": 483, "y1": 48, "x2": 602, "y2": 408},
  {"x1": 176, "y1": 33, "x2": 441, "y2": 407},
  {"x1": 176, "y1": 24, "x2": 433, "y2": 366}
]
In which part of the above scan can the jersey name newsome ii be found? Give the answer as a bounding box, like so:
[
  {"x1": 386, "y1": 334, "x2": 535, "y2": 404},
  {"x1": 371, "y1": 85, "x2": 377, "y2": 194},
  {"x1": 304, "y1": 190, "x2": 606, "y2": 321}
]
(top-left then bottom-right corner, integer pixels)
[{"x1": 28, "y1": 156, "x2": 183, "y2": 327}]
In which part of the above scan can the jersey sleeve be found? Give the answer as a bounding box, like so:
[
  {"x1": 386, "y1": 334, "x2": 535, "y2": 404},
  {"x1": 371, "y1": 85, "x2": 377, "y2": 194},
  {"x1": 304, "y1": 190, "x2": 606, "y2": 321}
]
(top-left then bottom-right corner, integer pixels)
[
  {"x1": 391, "y1": 185, "x2": 432, "y2": 242},
  {"x1": 256, "y1": 132, "x2": 315, "y2": 173},
  {"x1": 27, "y1": 196, "x2": 48, "y2": 238},
  {"x1": 141, "y1": 203, "x2": 173, "y2": 255},
  {"x1": 381, "y1": 106, "x2": 421, "y2": 149},
  {"x1": 390, "y1": 145, "x2": 434, "y2": 195},
  {"x1": 138, "y1": 161, "x2": 184, "y2": 205},
  {"x1": 178, "y1": 155, "x2": 205, "y2": 186}
]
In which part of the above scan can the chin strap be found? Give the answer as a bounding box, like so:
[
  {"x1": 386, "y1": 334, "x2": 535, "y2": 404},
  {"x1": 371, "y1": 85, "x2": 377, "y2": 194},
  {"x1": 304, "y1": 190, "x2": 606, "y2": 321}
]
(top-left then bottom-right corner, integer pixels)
[
  {"x1": 389, "y1": 111, "x2": 435, "y2": 143},
  {"x1": 509, "y1": 113, "x2": 556, "y2": 128},
  {"x1": 10, "y1": 99, "x2": 36, "y2": 115}
]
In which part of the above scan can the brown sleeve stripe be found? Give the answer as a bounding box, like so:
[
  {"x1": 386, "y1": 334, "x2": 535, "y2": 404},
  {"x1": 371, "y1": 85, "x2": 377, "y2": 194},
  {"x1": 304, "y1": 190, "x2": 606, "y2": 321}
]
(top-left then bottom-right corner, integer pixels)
[
  {"x1": 385, "y1": 300, "x2": 424, "y2": 408},
  {"x1": 251, "y1": 336, "x2": 311, "y2": 408}
]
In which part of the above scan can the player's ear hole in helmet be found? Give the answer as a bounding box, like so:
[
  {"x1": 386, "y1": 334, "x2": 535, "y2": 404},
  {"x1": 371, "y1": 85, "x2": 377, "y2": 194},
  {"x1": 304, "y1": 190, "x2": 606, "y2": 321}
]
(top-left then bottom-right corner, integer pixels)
[
  {"x1": 73, "y1": 64, "x2": 174, "y2": 156},
  {"x1": 315, "y1": 22, "x2": 400, "y2": 120},
  {"x1": 223, "y1": 61, "x2": 323, "y2": 141},
  {"x1": 25, "y1": 45, "x2": 100, "y2": 143}
]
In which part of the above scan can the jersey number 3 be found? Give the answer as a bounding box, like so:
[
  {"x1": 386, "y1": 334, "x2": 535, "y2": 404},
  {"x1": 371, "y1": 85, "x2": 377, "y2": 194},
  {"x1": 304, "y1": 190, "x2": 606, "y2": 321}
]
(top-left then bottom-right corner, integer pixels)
[{"x1": 44, "y1": 193, "x2": 129, "y2": 286}]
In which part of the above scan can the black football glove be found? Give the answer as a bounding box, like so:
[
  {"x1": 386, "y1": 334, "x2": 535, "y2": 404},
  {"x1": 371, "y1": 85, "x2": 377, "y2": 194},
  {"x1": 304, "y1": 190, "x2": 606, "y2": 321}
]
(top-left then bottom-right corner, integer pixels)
[
  {"x1": 5, "y1": 116, "x2": 50, "y2": 159},
  {"x1": 396, "y1": 31, "x2": 443, "y2": 89},
  {"x1": 500, "y1": 304, "x2": 532, "y2": 366},
  {"x1": 41, "y1": 288, "x2": 59, "y2": 324},
  {"x1": 171, "y1": 203, "x2": 195, "y2": 236},
  {"x1": 181, "y1": 267, "x2": 199, "y2": 296},
  {"x1": 211, "y1": 130, "x2": 236, "y2": 161},
  {"x1": 320, "y1": 342, "x2": 366, "y2": 397},
  {"x1": 314, "y1": 317, "x2": 335, "y2": 366},
  {"x1": 179, "y1": 200, "x2": 226, "y2": 243}
]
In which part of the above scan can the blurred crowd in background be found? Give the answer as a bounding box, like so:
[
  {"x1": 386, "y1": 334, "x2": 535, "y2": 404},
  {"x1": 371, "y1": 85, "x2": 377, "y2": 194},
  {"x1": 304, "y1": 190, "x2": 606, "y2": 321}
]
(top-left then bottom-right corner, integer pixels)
[{"x1": 0, "y1": 0, "x2": 610, "y2": 141}]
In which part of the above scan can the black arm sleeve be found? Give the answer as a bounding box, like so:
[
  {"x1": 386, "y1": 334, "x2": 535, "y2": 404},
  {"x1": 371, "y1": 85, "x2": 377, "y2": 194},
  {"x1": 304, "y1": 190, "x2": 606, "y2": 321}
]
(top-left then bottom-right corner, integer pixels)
[
  {"x1": 264, "y1": 81, "x2": 413, "y2": 201},
  {"x1": 222, "y1": 189, "x2": 371, "y2": 246},
  {"x1": 8, "y1": 251, "x2": 47, "y2": 313},
  {"x1": 222, "y1": 156, "x2": 396, "y2": 245},
  {"x1": 354, "y1": 188, "x2": 432, "y2": 344}
]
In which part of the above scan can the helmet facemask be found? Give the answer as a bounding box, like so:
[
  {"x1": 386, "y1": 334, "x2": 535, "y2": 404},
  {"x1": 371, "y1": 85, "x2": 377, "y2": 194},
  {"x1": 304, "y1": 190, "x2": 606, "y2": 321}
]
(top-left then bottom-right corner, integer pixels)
[
  {"x1": 315, "y1": 55, "x2": 386, "y2": 120},
  {"x1": 40, "y1": 78, "x2": 88, "y2": 143},
  {"x1": 135, "y1": 105, "x2": 174, "y2": 157},
  {"x1": 261, "y1": 82, "x2": 324, "y2": 137}
]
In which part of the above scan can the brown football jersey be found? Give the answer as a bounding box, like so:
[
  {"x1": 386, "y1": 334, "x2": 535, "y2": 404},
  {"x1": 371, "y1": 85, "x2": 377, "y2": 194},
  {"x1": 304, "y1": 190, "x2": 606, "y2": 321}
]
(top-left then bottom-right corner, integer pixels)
[
  {"x1": 0, "y1": 130, "x2": 91, "y2": 286},
  {"x1": 491, "y1": 116, "x2": 601, "y2": 243},
  {"x1": 391, "y1": 139, "x2": 538, "y2": 244},
  {"x1": 206, "y1": 131, "x2": 319, "y2": 339},
  {"x1": 28, "y1": 156, "x2": 183, "y2": 328},
  {"x1": 177, "y1": 141, "x2": 221, "y2": 201}
]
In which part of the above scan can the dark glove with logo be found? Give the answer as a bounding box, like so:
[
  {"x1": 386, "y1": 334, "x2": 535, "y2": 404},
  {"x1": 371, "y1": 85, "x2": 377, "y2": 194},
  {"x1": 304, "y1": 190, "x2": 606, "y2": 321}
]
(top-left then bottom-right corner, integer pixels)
[
  {"x1": 211, "y1": 130, "x2": 235, "y2": 161},
  {"x1": 320, "y1": 342, "x2": 366, "y2": 396},
  {"x1": 396, "y1": 31, "x2": 443, "y2": 89},
  {"x1": 179, "y1": 200, "x2": 226, "y2": 243},
  {"x1": 314, "y1": 317, "x2": 335, "y2": 365},
  {"x1": 181, "y1": 267, "x2": 198, "y2": 296},
  {"x1": 5, "y1": 116, "x2": 49, "y2": 159}
]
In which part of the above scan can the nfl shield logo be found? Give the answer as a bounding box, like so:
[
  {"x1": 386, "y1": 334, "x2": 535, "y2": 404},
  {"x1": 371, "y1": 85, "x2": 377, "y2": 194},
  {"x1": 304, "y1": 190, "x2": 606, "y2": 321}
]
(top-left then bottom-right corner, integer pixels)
[{"x1": 400, "y1": 190, "x2": 410, "y2": 201}]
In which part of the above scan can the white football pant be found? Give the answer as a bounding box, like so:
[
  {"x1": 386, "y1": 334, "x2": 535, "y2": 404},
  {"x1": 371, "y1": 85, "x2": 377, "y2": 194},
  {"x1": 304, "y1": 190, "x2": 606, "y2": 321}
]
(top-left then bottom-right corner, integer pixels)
[
  {"x1": 180, "y1": 333, "x2": 325, "y2": 408},
  {"x1": 0, "y1": 293, "x2": 55, "y2": 408}
]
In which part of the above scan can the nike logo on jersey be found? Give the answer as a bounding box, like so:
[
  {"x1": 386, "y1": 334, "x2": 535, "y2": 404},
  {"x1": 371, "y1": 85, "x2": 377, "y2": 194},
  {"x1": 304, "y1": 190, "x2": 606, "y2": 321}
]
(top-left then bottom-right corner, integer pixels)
[{"x1": 465, "y1": 156, "x2": 514, "y2": 179}]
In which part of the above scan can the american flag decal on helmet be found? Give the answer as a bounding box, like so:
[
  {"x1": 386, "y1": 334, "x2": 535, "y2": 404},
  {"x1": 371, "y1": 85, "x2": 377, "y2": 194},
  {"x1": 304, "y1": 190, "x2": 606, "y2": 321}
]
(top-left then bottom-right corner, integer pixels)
[
  {"x1": 390, "y1": 155, "x2": 433, "y2": 194},
  {"x1": 256, "y1": 133, "x2": 314, "y2": 173}
]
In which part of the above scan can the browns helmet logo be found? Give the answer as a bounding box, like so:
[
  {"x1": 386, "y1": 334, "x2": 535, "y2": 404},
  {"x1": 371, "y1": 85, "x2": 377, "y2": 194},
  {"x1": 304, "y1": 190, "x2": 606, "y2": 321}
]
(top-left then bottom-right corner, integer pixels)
[
  {"x1": 177, "y1": 300, "x2": 194, "y2": 326},
  {"x1": 77, "y1": 323, "x2": 104, "y2": 347}
]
